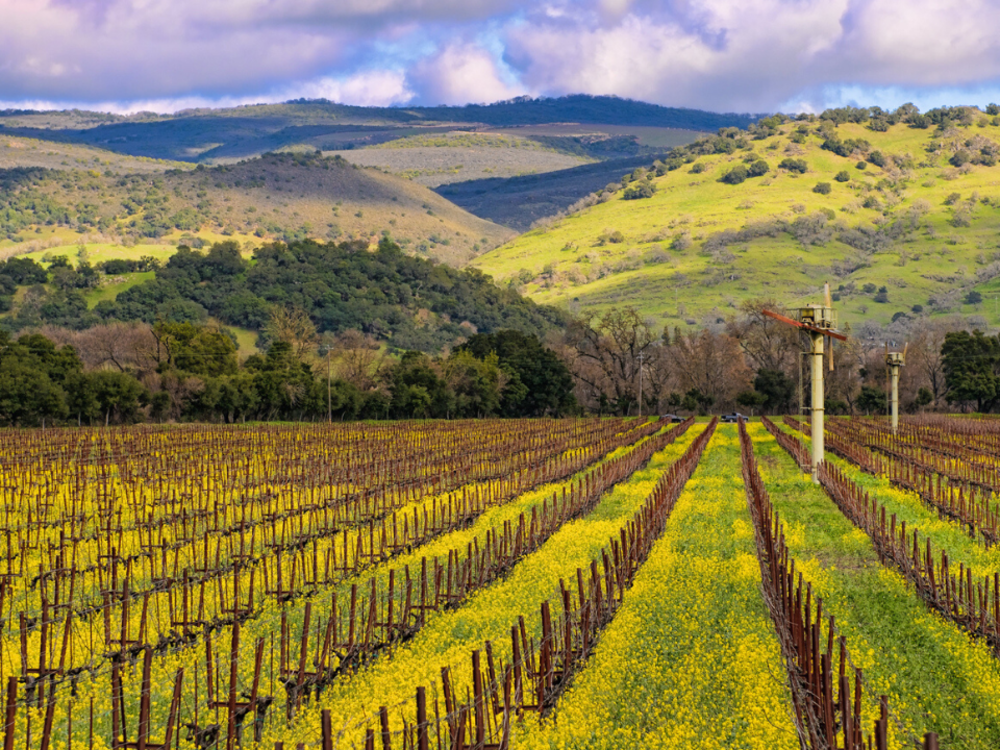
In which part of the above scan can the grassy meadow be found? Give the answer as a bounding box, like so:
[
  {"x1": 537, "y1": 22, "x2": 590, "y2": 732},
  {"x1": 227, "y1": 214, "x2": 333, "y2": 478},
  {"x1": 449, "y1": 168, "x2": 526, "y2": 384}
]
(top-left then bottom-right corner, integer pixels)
[{"x1": 472, "y1": 116, "x2": 1000, "y2": 328}]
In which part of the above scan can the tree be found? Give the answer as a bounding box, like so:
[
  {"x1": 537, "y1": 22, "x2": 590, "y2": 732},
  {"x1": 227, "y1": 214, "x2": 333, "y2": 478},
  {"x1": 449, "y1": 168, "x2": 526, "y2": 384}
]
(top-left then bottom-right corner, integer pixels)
[
  {"x1": 152, "y1": 321, "x2": 238, "y2": 377},
  {"x1": 458, "y1": 330, "x2": 575, "y2": 416},
  {"x1": 328, "y1": 329, "x2": 384, "y2": 392},
  {"x1": 813, "y1": 182, "x2": 832, "y2": 195},
  {"x1": 566, "y1": 307, "x2": 657, "y2": 415},
  {"x1": 778, "y1": 158, "x2": 808, "y2": 173},
  {"x1": 88, "y1": 371, "x2": 148, "y2": 425},
  {"x1": 265, "y1": 305, "x2": 318, "y2": 361},
  {"x1": 753, "y1": 368, "x2": 796, "y2": 414},
  {"x1": 908, "y1": 322, "x2": 951, "y2": 407},
  {"x1": 721, "y1": 165, "x2": 748, "y2": 184},
  {"x1": 622, "y1": 181, "x2": 656, "y2": 200},
  {"x1": 747, "y1": 160, "x2": 769, "y2": 177},
  {"x1": 726, "y1": 298, "x2": 800, "y2": 373},
  {"x1": 856, "y1": 386, "x2": 887, "y2": 415},
  {"x1": 671, "y1": 329, "x2": 752, "y2": 411},
  {"x1": 736, "y1": 390, "x2": 767, "y2": 414},
  {"x1": 443, "y1": 350, "x2": 504, "y2": 417},
  {"x1": 0, "y1": 332, "x2": 80, "y2": 426},
  {"x1": 942, "y1": 330, "x2": 1000, "y2": 411},
  {"x1": 386, "y1": 351, "x2": 452, "y2": 419}
]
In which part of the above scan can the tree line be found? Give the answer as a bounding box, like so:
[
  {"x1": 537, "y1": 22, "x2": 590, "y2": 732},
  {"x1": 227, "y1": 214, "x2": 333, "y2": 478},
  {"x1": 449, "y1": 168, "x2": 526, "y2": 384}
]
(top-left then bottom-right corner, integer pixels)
[
  {"x1": 0, "y1": 322, "x2": 575, "y2": 426},
  {"x1": 2, "y1": 237, "x2": 567, "y2": 353},
  {"x1": 552, "y1": 300, "x2": 1000, "y2": 418}
]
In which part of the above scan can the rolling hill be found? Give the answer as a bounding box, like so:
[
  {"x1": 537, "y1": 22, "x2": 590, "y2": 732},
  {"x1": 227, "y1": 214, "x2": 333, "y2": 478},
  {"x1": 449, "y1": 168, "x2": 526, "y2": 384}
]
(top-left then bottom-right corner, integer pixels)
[
  {"x1": 471, "y1": 108, "x2": 1000, "y2": 330},
  {"x1": 0, "y1": 150, "x2": 513, "y2": 266},
  {"x1": 0, "y1": 96, "x2": 756, "y2": 163}
]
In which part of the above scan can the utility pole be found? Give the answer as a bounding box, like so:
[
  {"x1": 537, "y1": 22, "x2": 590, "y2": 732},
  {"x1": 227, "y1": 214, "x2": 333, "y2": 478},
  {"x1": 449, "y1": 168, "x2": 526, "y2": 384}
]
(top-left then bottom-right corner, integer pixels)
[
  {"x1": 763, "y1": 283, "x2": 845, "y2": 483},
  {"x1": 637, "y1": 352, "x2": 645, "y2": 418},
  {"x1": 886, "y1": 344, "x2": 907, "y2": 434}
]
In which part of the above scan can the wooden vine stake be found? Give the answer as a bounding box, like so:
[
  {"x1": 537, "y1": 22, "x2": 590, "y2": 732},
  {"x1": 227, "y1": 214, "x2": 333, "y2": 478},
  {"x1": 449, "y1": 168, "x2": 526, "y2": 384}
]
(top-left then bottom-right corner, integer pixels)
[{"x1": 111, "y1": 649, "x2": 184, "y2": 750}]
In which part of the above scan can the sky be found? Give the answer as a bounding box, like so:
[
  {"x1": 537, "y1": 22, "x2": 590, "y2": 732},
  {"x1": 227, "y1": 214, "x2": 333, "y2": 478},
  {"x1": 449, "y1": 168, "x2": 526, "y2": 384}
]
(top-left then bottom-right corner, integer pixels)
[{"x1": 4, "y1": 0, "x2": 1000, "y2": 115}]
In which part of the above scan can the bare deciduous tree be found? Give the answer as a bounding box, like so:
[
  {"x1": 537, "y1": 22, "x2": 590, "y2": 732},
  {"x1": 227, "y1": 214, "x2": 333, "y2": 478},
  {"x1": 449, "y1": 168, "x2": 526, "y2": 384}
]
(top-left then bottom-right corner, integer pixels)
[
  {"x1": 565, "y1": 307, "x2": 659, "y2": 414},
  {"x1": 327, "y1": 329, "x2": 385, "y2": 391},
  {"x1": 670, "y1": 329, "x2": 753, "y2": 409},
  {"x1": 265, "y1": 306, "x2": 318, "y2": 361}
]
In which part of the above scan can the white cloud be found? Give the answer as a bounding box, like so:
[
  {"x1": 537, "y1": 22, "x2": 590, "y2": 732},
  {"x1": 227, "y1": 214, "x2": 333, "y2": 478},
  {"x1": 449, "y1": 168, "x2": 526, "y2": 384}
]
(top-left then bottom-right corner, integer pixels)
[
  {"x1": 409, "y1": 43, "x2": 527, "y2": 105},
  {"x1": 5, "y1": 0, "x2": 1000, "y2": 113}
]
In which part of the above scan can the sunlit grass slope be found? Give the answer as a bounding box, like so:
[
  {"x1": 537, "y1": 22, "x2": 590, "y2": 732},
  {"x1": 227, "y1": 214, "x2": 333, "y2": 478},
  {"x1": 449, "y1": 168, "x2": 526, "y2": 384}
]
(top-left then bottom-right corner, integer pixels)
[{"x1": 473, "y1": 114, "x2": 1000, "y2": 328}]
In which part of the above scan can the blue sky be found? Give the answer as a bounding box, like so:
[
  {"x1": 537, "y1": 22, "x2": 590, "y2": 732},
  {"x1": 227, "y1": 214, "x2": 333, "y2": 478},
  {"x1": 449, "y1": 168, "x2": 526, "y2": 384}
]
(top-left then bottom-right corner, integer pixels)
[{"x1": 3, "y1": 0, "x2": 1000, "y2": 114}]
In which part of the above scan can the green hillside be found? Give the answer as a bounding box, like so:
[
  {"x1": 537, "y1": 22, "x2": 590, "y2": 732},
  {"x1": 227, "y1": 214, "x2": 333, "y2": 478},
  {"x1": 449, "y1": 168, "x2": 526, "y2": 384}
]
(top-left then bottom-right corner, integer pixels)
[{"x1": 472, "y1": 108, "x2": 1000, "y2": 329}]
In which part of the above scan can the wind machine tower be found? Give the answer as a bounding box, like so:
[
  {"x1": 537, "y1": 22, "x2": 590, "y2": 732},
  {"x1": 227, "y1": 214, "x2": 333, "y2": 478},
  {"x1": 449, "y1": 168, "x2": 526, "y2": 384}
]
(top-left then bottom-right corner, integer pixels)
[
  {"x1": 762, "y1": 283, "x2": 847, "y2": 483},
  {"x1": 885, "y1": 343, "x2": 907, "y2": 434}
]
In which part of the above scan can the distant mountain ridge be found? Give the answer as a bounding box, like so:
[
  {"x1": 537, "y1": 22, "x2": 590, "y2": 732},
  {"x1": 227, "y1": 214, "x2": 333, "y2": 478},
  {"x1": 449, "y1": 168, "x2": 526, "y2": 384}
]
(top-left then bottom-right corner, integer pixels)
[{"x1": 0, "y1": 96, "x2": 760, "y2": 163}]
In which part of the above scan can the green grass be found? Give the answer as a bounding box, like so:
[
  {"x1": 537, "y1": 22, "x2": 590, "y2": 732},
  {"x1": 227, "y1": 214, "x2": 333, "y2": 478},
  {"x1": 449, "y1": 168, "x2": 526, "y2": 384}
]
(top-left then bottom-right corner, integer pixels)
[
  {"x1": 83, "y1": 271, "x2": 156, "y2": 307},
  {"x1": 780, "y1": 420, "x2": 1000, "y2": 576},
  {"x1": 753, "y1": 423, "x2": 1000, "y2": 749},
  {"x1": 514, "y1": 425, "x2": 798, "y2": 750},
  {"x1": 472, "y1": 117, "x2": 1000, "y2": 328},
  {"x1": 24, "y1": 244, "x2": 177, "y2": 265},
  {"x1": 228, "y1": 325, "x2": 260, "y2": 357}
]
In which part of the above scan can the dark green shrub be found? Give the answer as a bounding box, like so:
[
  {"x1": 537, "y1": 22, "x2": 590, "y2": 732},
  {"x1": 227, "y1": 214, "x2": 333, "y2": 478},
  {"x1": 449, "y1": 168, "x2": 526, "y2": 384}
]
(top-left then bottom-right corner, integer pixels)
[
  {"x1": 778, "y1": 158, "x2": 808, "y2": 173},
  {"x1": 721, "y1": 165, "x2": 749, "y2": 184}
]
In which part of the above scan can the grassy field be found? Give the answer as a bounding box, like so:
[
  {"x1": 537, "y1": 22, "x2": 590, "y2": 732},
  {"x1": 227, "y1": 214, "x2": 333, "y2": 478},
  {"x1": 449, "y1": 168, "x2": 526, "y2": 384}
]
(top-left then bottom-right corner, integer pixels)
[
  {"x1": 515, "y1": 427, "x2": 797, "y2": 750},
  {"x1": 754, "y1": 423, "x2": 1000, "y2": 748},
  {"x1": 472, "y1": 115, "x2": 1000, "y2": 328},
  {"x1": 1, "y1": 134, "x2": 193, "y2": 173},
  {"x1": 0, "y1": 151, "x2": 514, "y2": 266},
  {"x1": 327, "y1": 132, "x2": 590, "y2": 187}
]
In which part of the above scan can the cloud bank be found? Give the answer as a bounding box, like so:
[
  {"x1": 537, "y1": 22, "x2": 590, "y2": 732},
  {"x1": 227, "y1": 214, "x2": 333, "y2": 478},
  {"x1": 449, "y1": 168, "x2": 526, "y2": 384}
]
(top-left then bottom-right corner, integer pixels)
[{"x1": 3, "y1": 0, "x2": 1000, "y2": 114}]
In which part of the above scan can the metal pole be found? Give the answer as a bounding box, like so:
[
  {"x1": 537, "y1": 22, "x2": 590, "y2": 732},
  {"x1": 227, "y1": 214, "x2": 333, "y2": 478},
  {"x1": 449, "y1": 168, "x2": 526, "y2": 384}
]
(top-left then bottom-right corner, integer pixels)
[
  {"x1": 890, "y1": 365, "x2": 900, "y2": 434},
  {"x1": 810, "y1": 331, "x2": 824, "y2": 484},
  {"x1": 798, "y1": 351, "x2": 804, "y2": 416}
]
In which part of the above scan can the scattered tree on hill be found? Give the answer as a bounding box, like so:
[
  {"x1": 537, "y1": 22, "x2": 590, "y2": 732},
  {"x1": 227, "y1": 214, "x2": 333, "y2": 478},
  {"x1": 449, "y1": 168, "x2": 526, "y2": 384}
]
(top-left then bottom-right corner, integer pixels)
[
  {"x1": 778, "y1": 158, "x2": 808, "y2": 173},
  {"x1": 622, "y1": 181, "x2": 656, "y2": 200},
  {"x1": 721, "y1": 165, "x2": 748, "y2": 184}
]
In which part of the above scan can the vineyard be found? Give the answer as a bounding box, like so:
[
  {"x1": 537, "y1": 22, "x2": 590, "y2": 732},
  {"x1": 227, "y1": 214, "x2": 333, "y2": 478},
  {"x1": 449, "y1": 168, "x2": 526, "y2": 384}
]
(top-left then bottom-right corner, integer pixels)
[{"x1": 4, "y1": 416, "x2": 1000, "y2": 749}]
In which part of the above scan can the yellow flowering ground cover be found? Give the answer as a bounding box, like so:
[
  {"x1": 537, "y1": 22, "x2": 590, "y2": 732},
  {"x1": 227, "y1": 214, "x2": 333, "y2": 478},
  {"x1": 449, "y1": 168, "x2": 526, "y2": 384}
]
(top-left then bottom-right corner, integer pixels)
[
  {"x1": 778, "y1": 420, "x2": 1000, "y2": 575},
  {"x1": 754, "y1": 423, "x2": 1000, "y2": 749},
  {"x1": 252, "y1": 426, "x2": 706, "y2": 748},
  {"x1": 510, "y1": 425, "x2": 798, "y2": 750},
  {"x1": 0, "y1": 420, "x2": 663, "y2": 750}
]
